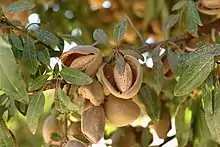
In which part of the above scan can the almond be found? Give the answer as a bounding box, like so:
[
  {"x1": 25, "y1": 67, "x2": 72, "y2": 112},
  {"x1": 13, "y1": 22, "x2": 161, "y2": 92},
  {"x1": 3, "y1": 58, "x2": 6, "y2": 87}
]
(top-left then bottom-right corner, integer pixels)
[
  {"x1": 113, "y1": 63, "x2": 133, "y2": 93},
  {"x1": 70, "y1": 55, "x2": 95, "y2": 71},
  {"x1": 200, "y1": 0, "x2": 220, "y2": 9}
]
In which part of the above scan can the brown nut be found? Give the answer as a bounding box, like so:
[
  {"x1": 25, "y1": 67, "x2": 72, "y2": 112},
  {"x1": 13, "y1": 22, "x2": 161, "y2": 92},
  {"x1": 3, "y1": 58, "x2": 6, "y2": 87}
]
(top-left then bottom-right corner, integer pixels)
[
  {"x1": 197, "y1": 0, "x2": 220, "y2": 15},
  {"x1": 60, "y1": 45, "x2": 103, "y2": 77},
  {"x1": 64, "y1": 140, "x2": 85, "y2": 147},
  {"x1": 81, "y1": 105, "x2": 105, "y2": 144},
  {"x1": 67, "y1": 122, "x2": 82, "y2": 136},
  {"x1": 103, "y1": 94, "x2": 141, "y2": 127},
  {"x1": 78, "y1": 81, "x2": 104, "y2": 106},
  {"x1": 98, "y1": 55, "x2": 143, "y2": 99},
  {"x1": 42, "y1": 115, "x2": 61, "y2": 145}
]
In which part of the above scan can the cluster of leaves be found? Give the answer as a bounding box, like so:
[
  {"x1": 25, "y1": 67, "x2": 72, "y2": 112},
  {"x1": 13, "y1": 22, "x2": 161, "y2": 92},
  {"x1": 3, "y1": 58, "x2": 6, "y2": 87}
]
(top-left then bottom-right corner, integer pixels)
[{"x1": 1, "y1": 0, "x2": 220, "y2": 147}]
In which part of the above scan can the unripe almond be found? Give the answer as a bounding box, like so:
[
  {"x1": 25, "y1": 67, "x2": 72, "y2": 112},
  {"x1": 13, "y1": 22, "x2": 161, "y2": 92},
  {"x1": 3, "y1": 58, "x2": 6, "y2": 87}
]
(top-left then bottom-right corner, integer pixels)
[
  {"x1": 81, "y1": 105, "x2": 105, "y2": 144},
  {"x1": 113, "y1": 63, "x2": 133, "y2": 93},
  {"x1": 103, "y1": 95, "x2": 141, "y2": 127},
  {"x1": 70, "y1": 55, "x2": 95, "y2": 71},
  {"x1": 78, "y1": 81, "x2": 104, "y2": 106}
]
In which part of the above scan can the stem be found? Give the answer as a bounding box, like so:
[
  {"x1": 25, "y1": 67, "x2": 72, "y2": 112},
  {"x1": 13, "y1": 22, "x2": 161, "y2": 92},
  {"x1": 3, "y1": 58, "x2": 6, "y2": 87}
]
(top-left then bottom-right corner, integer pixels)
[{"x1": 125, "y1": 15, "x2": 145, "y2": 44}]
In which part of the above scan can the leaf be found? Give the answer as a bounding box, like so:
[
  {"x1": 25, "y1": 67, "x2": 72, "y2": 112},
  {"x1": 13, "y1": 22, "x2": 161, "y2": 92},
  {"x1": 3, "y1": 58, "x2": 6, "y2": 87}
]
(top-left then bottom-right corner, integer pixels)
[
  {"x1": 0, "y1": 94, "x2": 8, "y2": 104},
  {"x1": 8, "y1": 98, "x2": 19, "y2": 121},
  {"x1": 141, "y1": 127, "x2": 151, "y2": 147},
  {"x1": 138, "y1": 84, "x2": 160, "y2": 123},
  {"x1": 174, "y1": 54, "x2": 214, "y2": 96},
  {"x1": 113, "y1": 17, "x2": 127, "y2": 42},
  {"x1": 60, "y1": 67, "x2": 93, "y2": 85},
  {"x1": 34, "y1": 28, "x2": 59, "y2": 47},
  {"x1": 58, "y1": 88, "x2": 79, "y2": 111},
  {"x1": 38, "y1": 49, "x2": 50, "y2": 65},
  {"x1": 193, "y1": 109, "x2": 213, "y2": 147},
  {"x1": 70, "y1": 36, "x2": 85, "y2": 45},
  {"x1": 0, "y1": 119, "x2": 15, "y2": 147},
  {"x1": 28, "y1": 75, "x2": 49, "y2": 91},
  {"x1": 167, "y1": 49, "x2": 179, "y2": 75},
  {"x1": 50, "y1": 132, "x2": 62, "y2": 141},
  {"x1": 72, "y1": 134, "x2": 90, "y2": 143},
  {"x1": 115, "y1": 53, "x2": 125, "y2": 73},
  {"x1": 205, "y1": 87, "x2": 220, "y2": 144},
  {"x1": 4, "y1": 1, "x2": 35, "y2": 13},
  {"x1": 0, "y1": 36, "x2": 29, "y2": 104},
  {"x1": 120, "y1": 49, "x2": 144, "y2": 60},
  {"x1": 26, "y1": 93, "x2": 45, "y2": 134},
  {"x1": 93, "y1": 29, "x2": 109, "y2": 44},
  {"x1": 9, "y1": 33, "x2": 23, "y2": 51},
  {"x1": 187, "y1": 0, "x2": 202, "y2": 37},
  {"x1": 22, "y1": 36, "x2": 39, "y2": 75},
  {"x1": 172, "y1": 1, "x2": 187, "y2": 11},
  {"x1": 165, "y1": 14, "x2": 180, "y2": 29}
]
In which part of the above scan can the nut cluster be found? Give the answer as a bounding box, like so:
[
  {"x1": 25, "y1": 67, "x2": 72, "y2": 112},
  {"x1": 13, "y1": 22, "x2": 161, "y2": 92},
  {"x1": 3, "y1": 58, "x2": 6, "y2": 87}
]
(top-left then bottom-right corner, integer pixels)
[{"x1": 43, "y1": 45, "x2": 143, "y2": 145}]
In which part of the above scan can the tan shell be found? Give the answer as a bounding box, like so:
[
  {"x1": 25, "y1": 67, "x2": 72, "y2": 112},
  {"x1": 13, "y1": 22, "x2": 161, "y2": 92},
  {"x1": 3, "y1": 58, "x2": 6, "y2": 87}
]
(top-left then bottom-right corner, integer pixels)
[
  {"x1": 81, "y1": 105, "x2": 105, "y2": 144},
  {"x1": 98, "y1": 55, "x2": 143, "y2": 99},
  {"x1": 42, "y1": 115, "x2": 61, "y2": 145},
  {"x1": 78, "y1": 81, "x2": 104, "y2": 106},
  {"x1": 60, "y1": 45, "x2": 103, "y2": 77},
  {"x1": 103, "y1": 94, "x2": 141, "y2": 127},
  {"x1": 200, "y1": 0, "x2": 220, "y2": 9},
  {"x1": 113, "y1": 63, "x2": 133, "y2": 93},
  {"x1": 70, "y1": 54, "x2": 95, "y2": 71},
  {"x1": 64, "y1": 140, "x2": 85, "y2": 147},
  {"x1": 197, "y1": 1, "x2": 220, "y2": 15}
]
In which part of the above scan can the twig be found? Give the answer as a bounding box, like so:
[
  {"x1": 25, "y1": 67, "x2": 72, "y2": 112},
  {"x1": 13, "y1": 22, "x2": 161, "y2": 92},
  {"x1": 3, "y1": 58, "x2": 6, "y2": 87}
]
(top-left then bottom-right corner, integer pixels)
[{"x1": 125, "y1": 15, "x2": 145, "y2": 44}]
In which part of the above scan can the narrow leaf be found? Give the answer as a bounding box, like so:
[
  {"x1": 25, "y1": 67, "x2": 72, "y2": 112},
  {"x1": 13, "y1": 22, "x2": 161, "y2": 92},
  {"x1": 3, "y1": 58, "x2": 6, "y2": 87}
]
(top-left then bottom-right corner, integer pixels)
[
  {"x1": 9, "y1": 33, "x2": 23, "y2": 51},
  {"x1": 120, "y1": 49, "x2": 144, "y2": 60},
  {"x1": 113, "y1": 17, "x2": 127, "y2": 42},
  {"x1": 34, "y1": 28, "x2": 59, "y2": 46},
  {"x1": 50, "y1": 132, "x2": 62, "y2": 141},
  {"x1": 138, "y1": 84, "x2": 160, "y2": 122},
  {"x1": 0, "y1": 120, "x2": 15, "y2": 147},
  {"x1": 93, "y1": 29, "x2": 109, "y2": 44},
  {"x1": 38, "y1": 49, "x2": 50, "y2": 65},
  {"x1": 22, "y1": 36, "x2": 39, "y2": 75},
  {"x1": 172, "y1": 1, "x2": 187, "y2": 11},
  {"x1": 174, "y1": 54, "x2": 214, "y2": 96},
  {"x1": 28, "y1": 75, "x2": 49, "y2": 91},
  {"x1": 165, "y1": 14, "x2": 180, "y2": 29},
  {"x1": 141, "y1": 127, "x2": 151, "y2": 147},
  {"x1": 58, "y1": 88, "x2": 79, "y2": 111},
  {"x1": 4, "y1": 1, "x2": 35, "y2": 13},
  {"x1": 26, "y1": 93, "x2": 45, "y2": 134},
  {"x1": 0, "y1": 36, "x2": 29, "y2": 104},
  {"x1": 167, "y1": 49, "x2": 179, "y2": 75},
  {"x1": 115, "y1": 53, "x2": 125, "y2": 73},
  {"x1": 60, "y1": 67, "x2": 93, "y2": 85}
]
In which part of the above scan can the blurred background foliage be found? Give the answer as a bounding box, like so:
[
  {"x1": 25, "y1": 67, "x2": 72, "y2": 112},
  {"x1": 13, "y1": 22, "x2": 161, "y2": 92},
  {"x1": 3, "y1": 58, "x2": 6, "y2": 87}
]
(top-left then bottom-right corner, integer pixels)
[{"x1": 0, "y1": 0, "x2": 205, "y2": 146}]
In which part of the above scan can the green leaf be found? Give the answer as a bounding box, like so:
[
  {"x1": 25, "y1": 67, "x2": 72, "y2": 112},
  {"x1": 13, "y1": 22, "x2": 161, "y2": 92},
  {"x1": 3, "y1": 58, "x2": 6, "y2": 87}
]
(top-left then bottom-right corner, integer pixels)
[
  {"x1": 138, "y1": 84, "x2": 160, "y2": 123},
  {"x1": 28, "y1": 75, "x2": 49, "y2": 91},
  {"x1": 172, "y1": 1, "x2": 187, "y2": 11},
  {"x1": 22, "y1": 36, "x2": 39, "y2": 75},
  {"x1": 93, "y1": 29, "x2": 109, "y2": 44},
  {"x1": 193, "y1": 109, "x2": 212, "y2": 147},
  {"x1": 4, "y1": 1, "x2": 35, "y2": 13},
  {"x1": 174, "y1": 54, "x2": 214, "y2": 96},
  {"x1": 167, "y1": 49, "x2": 179, "y2": 75},
  {"x1": 34, "y1": 28, "x2": 59, "y2": 47},
  {"x1": 38, "y1": 49, "x2": 50, "y2": 65},
  {"x1": 9, "y1": 33, "x2": 23, "y2": 51},
  {"x1": 113, "y1": 17, "x2": 127, "y2": 42},
  {"x1": 0, "y1": 36, "x2": 29, "y2": 104},
  {"x1": 165, "y1": 14, "x2": 180, "y2": 29},
  {"x1": 72, "y1": 134, "x2": 90, "y2": 143},
  {"x1": 0, "y1": 119, "x2": 15, "y2": 147},
  {"x1": 70, "y1": 36, "x2": 85, "y2": 45},
  {"x1": 58, "y1": 88, "x2": 79, "y2": 111},
  {"x1": 115, "y1": 53, "x2": 125, "y2": 73},
  {"x1": 205, "y1": 87, "x2": 220, "y2": 144},
  {"x1": 50, "y1": 132, "x2": 62, "y2": 141},
  {"x1": 120, "y1": 49, "x2": 144, "y2": 60},
  {"x1": 141, "y1": 127, "x2": 151, "y2": 147},
  {"x1": 26, "y1": 93, "x2": 45, "y2": 134},
  {"x1": 187, "y1": 0, "x2": 202, "y2": 37},
  {"x1": 60, "y1": 67, "x2": 93, "y2": 85}
]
